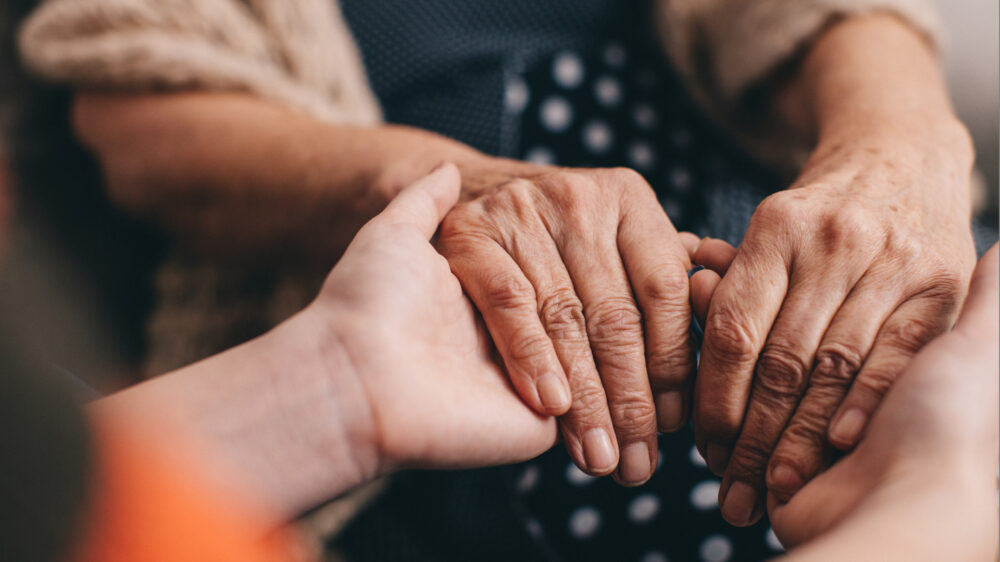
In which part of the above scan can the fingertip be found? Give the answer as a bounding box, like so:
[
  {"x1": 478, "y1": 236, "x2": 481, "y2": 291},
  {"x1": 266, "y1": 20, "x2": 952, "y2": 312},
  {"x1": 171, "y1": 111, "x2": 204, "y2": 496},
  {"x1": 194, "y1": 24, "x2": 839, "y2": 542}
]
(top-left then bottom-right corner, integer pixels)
[
  {"x1": 535, "y1": 372, "x2": 572, "y2": 415},
  {"x1": 690, "y1": 268, "x2": 722, "y2": 326},
  {"x1": 678, "y1": 231, "x2": 701, "y2": 258},
  {"x1": 828, "y1": 407, "x2": 867, "y2": 450},
  {"x1": 693, "y1": 238, "x2": 738, "y2": 276}
]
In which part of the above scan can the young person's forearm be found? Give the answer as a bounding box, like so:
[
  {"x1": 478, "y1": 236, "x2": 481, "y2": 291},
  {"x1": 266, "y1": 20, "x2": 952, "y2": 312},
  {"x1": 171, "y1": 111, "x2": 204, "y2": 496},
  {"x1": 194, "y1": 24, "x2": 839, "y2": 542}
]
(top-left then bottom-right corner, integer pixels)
[
  {"x1": 89, "y1": 307, "x2": 375, "y2": 527},
  {"x1": 73, "y1": 92, "x2": 484, "y2": 262}
]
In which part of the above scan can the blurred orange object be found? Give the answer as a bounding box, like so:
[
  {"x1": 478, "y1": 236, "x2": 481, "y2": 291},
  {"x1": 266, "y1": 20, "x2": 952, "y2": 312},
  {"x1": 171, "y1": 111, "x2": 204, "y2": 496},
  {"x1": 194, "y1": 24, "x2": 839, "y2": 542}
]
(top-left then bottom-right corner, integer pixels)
[{"x1": 70, "y1": 420, "x2": 308, "y2": 562}]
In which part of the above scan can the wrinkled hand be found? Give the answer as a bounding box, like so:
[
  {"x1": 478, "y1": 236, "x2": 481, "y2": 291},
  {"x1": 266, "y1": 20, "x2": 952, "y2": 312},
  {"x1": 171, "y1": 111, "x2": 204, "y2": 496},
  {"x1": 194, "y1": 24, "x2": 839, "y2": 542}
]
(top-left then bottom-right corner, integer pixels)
[
  {"x1": 769, "y1": 244, "x2": 998, "y2": 553},
  {"x1": 312, "y1": 164, "x2": 558, "y2": 473},
  {"x1": 693, "y1": 142, "x2": 977, "y2": 526},
  {"x1": 438, "y1": 159, "x2": 694, "y2": 485}
]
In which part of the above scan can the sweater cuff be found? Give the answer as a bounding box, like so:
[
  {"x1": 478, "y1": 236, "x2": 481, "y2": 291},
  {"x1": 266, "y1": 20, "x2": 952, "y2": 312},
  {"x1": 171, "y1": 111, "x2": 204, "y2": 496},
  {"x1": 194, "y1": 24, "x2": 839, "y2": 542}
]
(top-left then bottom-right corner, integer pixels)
[{"x1": 710, "y1": 0, "x2": 941, "y2": 107}]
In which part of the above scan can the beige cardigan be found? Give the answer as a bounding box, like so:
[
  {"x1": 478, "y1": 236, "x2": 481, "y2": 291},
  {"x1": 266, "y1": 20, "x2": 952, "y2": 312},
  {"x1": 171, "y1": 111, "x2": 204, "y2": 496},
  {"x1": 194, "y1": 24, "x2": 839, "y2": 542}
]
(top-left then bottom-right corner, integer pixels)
[{"x1": 18, "y1": 0, "x2": 939, "y2": 376}]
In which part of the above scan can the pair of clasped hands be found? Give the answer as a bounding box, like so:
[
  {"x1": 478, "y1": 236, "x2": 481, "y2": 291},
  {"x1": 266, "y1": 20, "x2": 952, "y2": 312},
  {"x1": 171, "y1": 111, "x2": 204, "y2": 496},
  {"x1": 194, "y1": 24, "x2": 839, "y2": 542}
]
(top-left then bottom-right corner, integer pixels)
[{"x1": 314, "y1": 162, "x2": 995, "y2": 545}]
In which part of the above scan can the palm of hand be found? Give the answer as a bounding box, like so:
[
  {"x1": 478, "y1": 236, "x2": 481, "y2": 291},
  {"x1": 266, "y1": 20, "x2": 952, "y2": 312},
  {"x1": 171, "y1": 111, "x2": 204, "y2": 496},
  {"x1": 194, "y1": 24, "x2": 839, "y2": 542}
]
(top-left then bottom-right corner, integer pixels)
[{"x1": 323, "y1": 223, "x2": 558, "y2": 472}]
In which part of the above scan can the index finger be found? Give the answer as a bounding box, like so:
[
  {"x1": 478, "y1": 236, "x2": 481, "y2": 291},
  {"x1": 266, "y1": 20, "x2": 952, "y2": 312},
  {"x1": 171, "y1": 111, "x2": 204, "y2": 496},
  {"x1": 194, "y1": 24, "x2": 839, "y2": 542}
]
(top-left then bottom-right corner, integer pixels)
[{"x1": 694, "y1": 239, "x2": 789, "y2": 474}]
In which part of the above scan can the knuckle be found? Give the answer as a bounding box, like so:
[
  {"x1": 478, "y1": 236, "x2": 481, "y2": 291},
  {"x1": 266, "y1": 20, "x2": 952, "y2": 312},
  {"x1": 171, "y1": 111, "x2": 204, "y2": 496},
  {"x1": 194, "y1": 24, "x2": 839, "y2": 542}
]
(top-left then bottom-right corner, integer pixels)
[
  {"x1": 694, "y1": 402, "x2": 742, "y2": 441},
  {"x1": 538, "y1": 289, "x2": 587, "y2": 339},
  {"x1": 609, "y1": 397, "x2": 658, "y2": 439},
  {"x1": 505, "y1": 325, "x2": 552, "y2": 364},
  {"x1": 571, "y1": 383, "x2": 611, "y2": 416},
  {"x1": 781, "y1": 409, "x2": 832, "y2": 450},
  {"x1": 812, "y1": 344, "x2": 864, "y2": 388},
  {"x1": 586, "y1": 298, "x2": 644, "y2": 346},
  {"x1": 728, "y1": 436, "x2": 773, "y2": 481},
  {"x1": 854, "y1": 367, "x2": 899, "y2": 399},
  {"x1": 754, "y1": 192, "x2": 800, "y2": 223},
  {"x1": 542, "y1": 171, "x2": 598, "y2": 205},
  {"x1": 482, "y1": 270, "x2": 536, "y2": 312},
  {"x1": 647, "y1": 344, "x2": 694, "y2": 389},
  {"x1": 882, "y1": 316, "x2": 938, "y2": 354},
  {"x1": 755, "y1": 345, "x2": 809, "y2": 398},
  {"x1": 703, "y1": 307, "x2": 758, "y2": 368},
  {"x1": 637, "y1": 262, "x2": 689, "y2": 304}
]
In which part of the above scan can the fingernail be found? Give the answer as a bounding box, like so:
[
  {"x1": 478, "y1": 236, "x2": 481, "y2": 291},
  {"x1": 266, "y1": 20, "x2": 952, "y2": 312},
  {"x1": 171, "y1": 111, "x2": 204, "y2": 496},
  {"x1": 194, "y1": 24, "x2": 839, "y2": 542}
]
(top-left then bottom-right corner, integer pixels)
[
  {"x1": 429, "y1": 161, "x2": 449, "y2": 173},
  {"x1": 721, "y1": 481, "x2": 757, "y2": 526},
  {"x1": 770, "y1": 463, "x2": 803, "y2": 492},
  {"x1": 535, "y1": 373, "x2": 570, "y2": 413},
  {"x1": 582, "y1": 428, "x2": 617, "y2": 473},
  {"x1": 655, "y1": 391, "x2": 685, "y2": 432},
  {"x1": 830, "y1": 409, "x2": 867, "y2": 447},
  {"x1": 619, "y1": 442, "x2": 652, "y2": 484},
  {"x1": 706, "y1": 443, "x2": 730, "y2": 476}
]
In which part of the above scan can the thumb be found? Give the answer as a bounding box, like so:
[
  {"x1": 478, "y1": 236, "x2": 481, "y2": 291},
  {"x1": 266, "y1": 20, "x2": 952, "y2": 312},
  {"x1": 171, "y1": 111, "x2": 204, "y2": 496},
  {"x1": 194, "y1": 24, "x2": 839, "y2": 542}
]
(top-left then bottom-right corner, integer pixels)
[
  {"x1": 370, "y1": 162, "x2": 462, "y2": 239},
  {"x1": 954, "y1": 243, "x2": 999, "y2": 343}
]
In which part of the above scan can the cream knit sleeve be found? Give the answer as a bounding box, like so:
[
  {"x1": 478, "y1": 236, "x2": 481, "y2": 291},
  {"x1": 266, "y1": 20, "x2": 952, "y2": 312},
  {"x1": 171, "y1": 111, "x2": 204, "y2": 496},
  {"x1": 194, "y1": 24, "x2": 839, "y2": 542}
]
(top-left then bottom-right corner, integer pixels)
[
  {"x1": 655, "y1": 0, "x2": 941, "y2": 170},
  {"x1": 17, "y1": 0, "x2": 381, "y2": 125}
]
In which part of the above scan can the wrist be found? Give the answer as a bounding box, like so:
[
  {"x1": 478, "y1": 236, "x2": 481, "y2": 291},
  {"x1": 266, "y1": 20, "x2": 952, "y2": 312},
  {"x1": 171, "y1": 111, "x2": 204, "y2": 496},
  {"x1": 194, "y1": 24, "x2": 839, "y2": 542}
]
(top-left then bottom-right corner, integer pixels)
[{"x1": 272, "y1": 306, "x2": 382, "y2": 493}]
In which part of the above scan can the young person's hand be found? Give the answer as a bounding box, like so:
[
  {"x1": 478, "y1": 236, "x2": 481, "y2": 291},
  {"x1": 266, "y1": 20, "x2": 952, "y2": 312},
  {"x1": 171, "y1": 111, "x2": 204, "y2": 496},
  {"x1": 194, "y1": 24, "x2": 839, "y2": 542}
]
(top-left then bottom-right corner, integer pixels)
[
  {"x1": 310, "y1": 163, "x2": 559, "y2": 475},
  {"x1": 95, "y1": 164, "x2": 559, "y2": 522}
]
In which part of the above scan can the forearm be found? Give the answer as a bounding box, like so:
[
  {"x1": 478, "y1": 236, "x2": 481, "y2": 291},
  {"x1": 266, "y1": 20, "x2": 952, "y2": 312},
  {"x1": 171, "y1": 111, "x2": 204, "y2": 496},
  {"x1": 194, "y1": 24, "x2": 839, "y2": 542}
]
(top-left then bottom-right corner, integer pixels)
[
  {"x1": 781, "y1": 14, "x2": 972, "y2": 176},
  {"x1": 89, "y1": 306, "x2": 375, "y2": 527},
  {"x1": 74, "y1": 92, "x2": 486, "y2": 263}
]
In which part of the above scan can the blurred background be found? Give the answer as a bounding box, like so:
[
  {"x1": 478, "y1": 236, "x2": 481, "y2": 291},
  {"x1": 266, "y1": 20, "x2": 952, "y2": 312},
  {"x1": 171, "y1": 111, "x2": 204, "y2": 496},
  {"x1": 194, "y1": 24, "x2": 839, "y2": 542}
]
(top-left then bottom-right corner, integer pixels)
[{"x1": 938, "y1": 0, "x2": 999, "y2": 217}]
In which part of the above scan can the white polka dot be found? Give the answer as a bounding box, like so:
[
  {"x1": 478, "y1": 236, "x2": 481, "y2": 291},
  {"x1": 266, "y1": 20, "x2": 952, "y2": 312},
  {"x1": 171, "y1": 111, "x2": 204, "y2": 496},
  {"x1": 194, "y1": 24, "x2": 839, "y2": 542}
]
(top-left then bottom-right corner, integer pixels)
[
  {"x1": 669, "y1": 166, "x2": 693, "y2": 192},
  {"x1": 628, "y1": 493, "x2": 661, "y2": 524},
  {"x1": 505, "y1": 79, "x2": 529, "y2": 113},
  {"x1": 583, "y1": 121, "x2": 614, "y2": 154},
  {"x1": 689, "y1": 445, "x2": 707, "y2": 467},
  {"x1": 594, "y1": 75, "x2": 623, "y2": 107},
  {"x1": 766, "y1": 527, "x2": 784, "y2": 551},
  {"x1": 524, "y1": 146, "x2": 557, "y2": 166},
  {"x1": 689, "y1": 480, "x2": 721, "y2": 511},
  {"x1": 566, "y1": 462, "x2": 596, "y2": 486},
  {"x1": 525, "y1": 517, "x2": 544, "y2": 539},
  {"x1": 568, "y1": 506, "x2": 602, "y2": 539},
  {"x1": 553, "y1": 51, "x2": 585, "y2": 89},
  {"x1": 540, "y1": 96, "x2": 574, "y2": 133},
  {"x1": 516, "y1": 464, "x2": 541, "y2": 494},
  {"x1": 699, "y1": 535, "x2": 733, "y2": 562},
  {"x1": 629, "y1": 141, "x2": 655, "y2": 170},
  {"x1": 603, "y1": 42, "x2": 627, "y2": 67},
  {"x1": 632, "y1": 104, "x2": 658, "y2": 130},
  {"x1": 640, "y1": 551, "x2": 670, "y2": 562}
]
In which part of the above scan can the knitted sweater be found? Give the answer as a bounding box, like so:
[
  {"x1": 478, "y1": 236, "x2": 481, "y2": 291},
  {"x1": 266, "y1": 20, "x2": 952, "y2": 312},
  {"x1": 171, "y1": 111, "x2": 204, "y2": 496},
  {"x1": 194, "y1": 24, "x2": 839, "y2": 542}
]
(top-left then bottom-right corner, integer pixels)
[{"x1": 17, "y1": 0, "x2": 939, "y2": 377}]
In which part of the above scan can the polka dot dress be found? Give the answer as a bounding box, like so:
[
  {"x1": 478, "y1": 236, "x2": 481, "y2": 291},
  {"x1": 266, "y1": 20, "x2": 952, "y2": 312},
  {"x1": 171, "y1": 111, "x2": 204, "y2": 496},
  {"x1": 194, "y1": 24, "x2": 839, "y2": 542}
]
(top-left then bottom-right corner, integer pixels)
[
  {"x1": 507, "y1": 43, "x2": 717, "y2": 231},
  {"x1": 338, "y1": 1, "x2": 784, "y2": 560}
]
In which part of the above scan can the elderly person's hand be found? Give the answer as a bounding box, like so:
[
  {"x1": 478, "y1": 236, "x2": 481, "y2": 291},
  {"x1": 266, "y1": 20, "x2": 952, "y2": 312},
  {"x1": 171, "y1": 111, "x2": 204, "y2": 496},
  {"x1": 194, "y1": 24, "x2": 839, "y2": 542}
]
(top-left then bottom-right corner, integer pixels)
[
  {"x1": 690, "y1": 15, "x2": 978, "y2": 526},
  {"x1": 437, "y1": 157, "x2": 695, "y2": 485},
  {"x1": 769, "y1": 244, "x2": 998, "y2": 559},
  {"x1": 690, "y1": 245, "x2": 998, "y2": 559}
]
